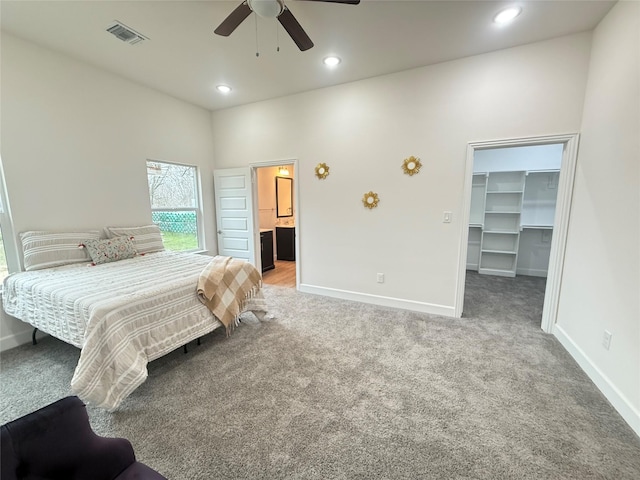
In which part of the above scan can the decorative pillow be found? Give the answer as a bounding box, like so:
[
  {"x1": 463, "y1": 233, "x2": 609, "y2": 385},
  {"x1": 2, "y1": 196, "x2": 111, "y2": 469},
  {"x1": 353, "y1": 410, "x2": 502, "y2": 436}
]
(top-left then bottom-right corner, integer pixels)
[
  {"x1": 21, "y1": 230, "x2": 102, "y2": 271},
  {"x1": 80, "y1": 236, "x2": 138, "y2": 265},
  {"x1": 106, "y1": 225, "x2": 165, "y2": 254}
]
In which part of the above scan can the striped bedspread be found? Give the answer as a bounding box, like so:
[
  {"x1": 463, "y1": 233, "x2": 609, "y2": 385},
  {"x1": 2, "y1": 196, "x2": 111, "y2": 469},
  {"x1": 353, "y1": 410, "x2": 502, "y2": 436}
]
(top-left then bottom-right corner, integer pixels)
[{"x1": 2, "y1": 251, "x2": 265, "y2": 411}]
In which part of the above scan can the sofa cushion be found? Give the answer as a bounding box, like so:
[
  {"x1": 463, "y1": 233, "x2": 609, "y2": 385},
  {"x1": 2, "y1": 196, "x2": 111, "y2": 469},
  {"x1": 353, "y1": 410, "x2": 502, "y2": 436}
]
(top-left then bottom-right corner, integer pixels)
[{"x1": 116, "y1": 462, "x2": 167, "y2": 480}]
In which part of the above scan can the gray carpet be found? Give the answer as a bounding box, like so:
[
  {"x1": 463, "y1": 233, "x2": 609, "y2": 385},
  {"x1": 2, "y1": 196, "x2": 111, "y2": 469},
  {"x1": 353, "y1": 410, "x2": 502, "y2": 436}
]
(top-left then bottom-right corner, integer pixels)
[{"x1": 1, "y1": 275, "x2": 639, "y2": 479}]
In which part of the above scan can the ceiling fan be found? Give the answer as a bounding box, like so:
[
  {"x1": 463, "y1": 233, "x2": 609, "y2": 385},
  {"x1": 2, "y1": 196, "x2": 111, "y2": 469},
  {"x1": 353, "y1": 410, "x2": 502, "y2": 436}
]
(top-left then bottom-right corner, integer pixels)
[{"x1": 214, "y1": 0, "x2": 360, "y2": 52}]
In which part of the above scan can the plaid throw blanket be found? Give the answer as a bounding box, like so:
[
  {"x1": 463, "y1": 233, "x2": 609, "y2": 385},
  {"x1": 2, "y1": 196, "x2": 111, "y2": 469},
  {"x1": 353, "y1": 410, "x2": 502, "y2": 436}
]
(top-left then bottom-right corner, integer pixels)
[{"x1": 196, "y1": 256, "x2": 264, "y2": 334}]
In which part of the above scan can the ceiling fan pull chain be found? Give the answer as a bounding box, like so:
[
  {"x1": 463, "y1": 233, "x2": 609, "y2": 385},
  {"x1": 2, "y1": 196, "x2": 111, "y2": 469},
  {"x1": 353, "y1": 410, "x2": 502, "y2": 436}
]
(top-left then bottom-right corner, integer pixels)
[
  {"x1": 255, "y1": 13, "x2": 260, "y2": 57},
  {"x1": 276, "y1": 22, "x2": 280, "y2": 52}
]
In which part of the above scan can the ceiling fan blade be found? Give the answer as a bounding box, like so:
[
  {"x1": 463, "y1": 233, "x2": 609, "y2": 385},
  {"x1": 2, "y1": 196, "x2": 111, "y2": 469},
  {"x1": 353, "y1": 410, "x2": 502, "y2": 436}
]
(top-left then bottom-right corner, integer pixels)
[
  {"x1": 302, "y1": 0, "x2": 361, "y2": 4},
  {"x1": 214, "y1": 1, "x2": 252, "y2": 37},
  {"x1": 278, "y1": 7, "x2": 314, "y2": 51}
]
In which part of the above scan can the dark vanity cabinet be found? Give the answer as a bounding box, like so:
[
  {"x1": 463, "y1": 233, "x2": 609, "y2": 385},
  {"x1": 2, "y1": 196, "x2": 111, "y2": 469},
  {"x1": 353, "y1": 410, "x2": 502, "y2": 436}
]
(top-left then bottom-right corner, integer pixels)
[
  {"x1": 276, "y1": 227, "x2": 295, "y2": 261},
  {"x1": 260, "y1": 230, "x2": 274, "y2": 272}
]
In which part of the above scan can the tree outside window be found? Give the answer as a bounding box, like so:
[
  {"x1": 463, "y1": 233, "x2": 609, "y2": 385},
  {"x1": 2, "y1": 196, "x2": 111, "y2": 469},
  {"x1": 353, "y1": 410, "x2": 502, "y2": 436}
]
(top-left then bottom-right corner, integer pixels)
[{"x1": 147, "y1": 160, "x2": 201, "y2": 252}]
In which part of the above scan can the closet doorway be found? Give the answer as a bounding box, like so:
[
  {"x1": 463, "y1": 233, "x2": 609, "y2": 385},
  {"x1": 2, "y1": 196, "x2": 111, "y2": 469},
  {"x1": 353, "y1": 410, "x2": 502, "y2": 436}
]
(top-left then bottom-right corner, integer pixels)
[
  {"x1": 253, "y1": 161, "x2": 298, "y2": 289},
  {"x1": 455, "y1": 134, "x2": 579, "y2": 332}
]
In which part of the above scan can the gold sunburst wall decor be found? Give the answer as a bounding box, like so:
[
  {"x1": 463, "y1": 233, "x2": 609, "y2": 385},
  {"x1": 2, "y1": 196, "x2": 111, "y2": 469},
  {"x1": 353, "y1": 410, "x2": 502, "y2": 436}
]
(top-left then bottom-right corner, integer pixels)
[
  {"x1": 362, "y1": 191, "x2": 380, "y2": 209},
  {"x1": 402, "y1": 156, "x2": 422, "y2": 176},
  {"x1": 315, "y1": 163, "x2": 330, "y2": 179}
]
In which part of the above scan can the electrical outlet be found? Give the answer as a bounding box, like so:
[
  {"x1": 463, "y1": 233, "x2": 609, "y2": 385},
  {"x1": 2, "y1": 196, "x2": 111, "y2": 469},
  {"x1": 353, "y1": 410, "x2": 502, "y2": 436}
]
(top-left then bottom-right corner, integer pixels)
[
  {"x1": 377, "y1": 273, "x2": 384, "y2": 283},
  {"x1": 602, "y1": 330, "x2": 612, "y2": 350}
]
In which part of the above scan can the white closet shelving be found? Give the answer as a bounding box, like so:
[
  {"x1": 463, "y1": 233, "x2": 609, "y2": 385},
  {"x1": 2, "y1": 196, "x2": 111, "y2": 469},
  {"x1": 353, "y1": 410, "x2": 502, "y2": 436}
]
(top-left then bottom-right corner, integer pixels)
[
  {"x1": 469, "y1": 174, "x2": 487, "y2": 226},
  {"x1": 466, "y1": 173, "x2": 487, "y2": 270},
  {"x1": 479, "y1": 171, "x2": 525, "y2": 277},
  {"x1": 518, "y1": 170, "x2": 560, "y2": 276},
  {"x1": 467, "y1": 169, "x2": 560, "y2": 277},
  {"x1": 521, "y1": 171, "x2": 559, "y2": 229}
]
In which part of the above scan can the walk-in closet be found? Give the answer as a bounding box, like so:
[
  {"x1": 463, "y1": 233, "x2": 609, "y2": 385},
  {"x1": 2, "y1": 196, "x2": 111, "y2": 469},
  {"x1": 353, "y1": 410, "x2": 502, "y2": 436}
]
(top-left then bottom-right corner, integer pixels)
[{"x1": 466, "y1": 144, "x2": 562, "y2": 278}]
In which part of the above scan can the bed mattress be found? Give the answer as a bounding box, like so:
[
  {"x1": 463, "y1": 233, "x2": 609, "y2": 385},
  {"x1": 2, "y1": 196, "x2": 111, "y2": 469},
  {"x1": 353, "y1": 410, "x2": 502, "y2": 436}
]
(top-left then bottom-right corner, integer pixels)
[{"x1": 2, "y1": 251, "x2": 227, "y2": 410}]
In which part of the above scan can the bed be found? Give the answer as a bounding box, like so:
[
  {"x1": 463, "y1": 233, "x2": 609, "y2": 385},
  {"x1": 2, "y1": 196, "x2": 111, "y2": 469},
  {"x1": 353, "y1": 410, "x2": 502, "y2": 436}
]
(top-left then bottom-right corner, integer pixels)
[{"x1": 3, "y1": 228, "x2": 265, "y2": 411}]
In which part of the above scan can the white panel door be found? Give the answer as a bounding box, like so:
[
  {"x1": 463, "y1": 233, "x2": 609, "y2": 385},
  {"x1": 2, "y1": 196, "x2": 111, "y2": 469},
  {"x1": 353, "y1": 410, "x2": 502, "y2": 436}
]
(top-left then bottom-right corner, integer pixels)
[{"x1": 213, "y1": 168, "x2": 255, "y2": 265}]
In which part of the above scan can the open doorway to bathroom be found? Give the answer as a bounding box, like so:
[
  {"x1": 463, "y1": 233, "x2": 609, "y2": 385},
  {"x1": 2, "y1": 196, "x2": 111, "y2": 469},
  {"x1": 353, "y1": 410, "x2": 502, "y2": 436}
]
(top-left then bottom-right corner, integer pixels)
[{"x1": 255, "y1": 163, "x2": 297, "y2": 288}]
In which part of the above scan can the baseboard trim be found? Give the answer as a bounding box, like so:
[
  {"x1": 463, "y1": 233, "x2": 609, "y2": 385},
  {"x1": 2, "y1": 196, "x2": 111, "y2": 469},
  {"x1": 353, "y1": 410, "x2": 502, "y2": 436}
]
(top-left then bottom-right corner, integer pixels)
[
  {"x1": 1, "y1": 291, "x2": 36, "y2": 352},
  {"x1": 0, "y1": 328, "x2": 34, "y2": 352},
  {"x1": 298, "y1": 284, "x2": 455, "y2": 317},
  {"x1": 554, "y1": 324, "x2": 640, "y2": 437},
  {"x1": 516, "y1": 267, "x2": 548, "y2": 277}
]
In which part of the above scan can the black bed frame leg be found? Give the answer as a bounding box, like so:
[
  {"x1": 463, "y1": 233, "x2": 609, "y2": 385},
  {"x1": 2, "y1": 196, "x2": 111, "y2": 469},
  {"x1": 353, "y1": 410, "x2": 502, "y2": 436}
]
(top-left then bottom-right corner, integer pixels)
[
  {"x1": 183, "y1": 337, "x2": 203, "y2": 354},
  {"x1": 32, "y1": 328, "x2": 38, "y2": 345}
]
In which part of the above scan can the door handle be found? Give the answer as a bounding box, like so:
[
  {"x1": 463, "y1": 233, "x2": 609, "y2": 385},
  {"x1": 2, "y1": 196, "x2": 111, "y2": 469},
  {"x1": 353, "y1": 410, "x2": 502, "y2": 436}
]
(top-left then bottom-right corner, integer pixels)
[{"x1": 217, "y1": 230, "x2": 223, "y2": 234}]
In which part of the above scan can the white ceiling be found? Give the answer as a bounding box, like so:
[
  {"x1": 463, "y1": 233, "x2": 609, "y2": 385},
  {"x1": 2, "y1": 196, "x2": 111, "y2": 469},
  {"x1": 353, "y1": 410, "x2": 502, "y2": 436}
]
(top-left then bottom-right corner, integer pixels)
[{"x1": 1, "y1": 0, "x2": 615, "y2": 111}]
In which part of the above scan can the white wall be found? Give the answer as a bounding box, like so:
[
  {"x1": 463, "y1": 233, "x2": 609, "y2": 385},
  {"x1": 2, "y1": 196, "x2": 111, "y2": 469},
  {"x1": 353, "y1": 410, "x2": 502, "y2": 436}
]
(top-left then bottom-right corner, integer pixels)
[
  {"x1": 554, "y1": 1, "x2": 640, "y2": 435},
  {"x1": 212, "y1": 33, "x2": 592, "y2": 315},
  {"x1": 0, "y1": 33, "x2": 218, "y2": 349}
]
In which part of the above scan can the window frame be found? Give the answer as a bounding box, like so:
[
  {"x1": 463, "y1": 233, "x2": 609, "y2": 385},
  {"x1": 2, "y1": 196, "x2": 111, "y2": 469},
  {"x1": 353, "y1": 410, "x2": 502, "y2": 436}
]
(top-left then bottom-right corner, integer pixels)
[
  {"x1": 146, "y1": 159, "x2": 203, "y2": 253},
  {"x1": 0, "y1": 157, "x2": 20, "y2": 279}
]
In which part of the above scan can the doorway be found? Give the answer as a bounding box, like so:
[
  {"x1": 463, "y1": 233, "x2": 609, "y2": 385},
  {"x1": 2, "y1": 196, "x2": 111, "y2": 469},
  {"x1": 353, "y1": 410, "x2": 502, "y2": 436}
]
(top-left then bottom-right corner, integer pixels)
[
  {"x1": 252, "y1": 161, "x2": 298, "y2": 289},
  {"x1": 455, "y1": 134, "x2": 579, "y2": 332}
]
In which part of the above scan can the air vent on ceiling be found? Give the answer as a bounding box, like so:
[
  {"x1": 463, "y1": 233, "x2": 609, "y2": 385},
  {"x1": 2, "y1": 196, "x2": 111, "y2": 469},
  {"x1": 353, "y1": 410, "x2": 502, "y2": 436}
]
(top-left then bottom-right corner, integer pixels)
[{"x1": 106, "y1": 21, "x2": 148, "y2": 45}]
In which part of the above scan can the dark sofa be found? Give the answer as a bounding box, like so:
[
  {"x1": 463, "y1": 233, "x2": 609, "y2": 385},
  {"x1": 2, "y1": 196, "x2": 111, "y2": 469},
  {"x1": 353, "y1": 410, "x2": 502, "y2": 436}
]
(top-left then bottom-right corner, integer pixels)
[{"x1": 1, "y1": 396, "x2": 167, "y2": 480}]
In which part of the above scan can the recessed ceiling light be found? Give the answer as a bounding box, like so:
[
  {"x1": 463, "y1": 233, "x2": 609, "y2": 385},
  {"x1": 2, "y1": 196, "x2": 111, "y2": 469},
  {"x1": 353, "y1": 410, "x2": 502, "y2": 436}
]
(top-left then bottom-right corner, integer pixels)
[
  {"x1": 494, "y1": 6, "x2": 522, "y2": 25},
  {"x1": 323, "y1": 56, "x2": 341, "y2": 67},
  {"x1": 216, "y1": 85, "x2": 232, "y2": 94}
]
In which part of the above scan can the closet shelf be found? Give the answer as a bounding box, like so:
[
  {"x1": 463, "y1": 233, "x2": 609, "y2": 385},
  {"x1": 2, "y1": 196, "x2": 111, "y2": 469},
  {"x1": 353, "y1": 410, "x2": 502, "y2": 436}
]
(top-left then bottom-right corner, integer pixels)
[
  {"x1": 526, "y1": 169, "x2": 560, "y2": 175},
  {"x1": 486, "y1": 190, "x2": 523, "y2": 194},
  {"x1": 481, "y1": 249, "x2": 517, "y2": 255},
  {"x1": 521, "y1": 224, "x2": 553, "y2": 230},
  {"x1": 484, "y1": 230, "x2": 519, "y2": 235},
  {"x1": 477, "y1": 267, "x2": 515, "y2": 277}
]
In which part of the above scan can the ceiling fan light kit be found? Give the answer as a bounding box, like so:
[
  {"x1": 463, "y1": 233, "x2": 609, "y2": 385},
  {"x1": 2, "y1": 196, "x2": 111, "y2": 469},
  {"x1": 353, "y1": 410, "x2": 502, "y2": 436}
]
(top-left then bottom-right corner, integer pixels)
[
  {"x1": 248, "y1": 0, "x2": 284, "y2": 19},
  {"x1": 214, "y1": 0, "x2": 360, "y2": 52}
]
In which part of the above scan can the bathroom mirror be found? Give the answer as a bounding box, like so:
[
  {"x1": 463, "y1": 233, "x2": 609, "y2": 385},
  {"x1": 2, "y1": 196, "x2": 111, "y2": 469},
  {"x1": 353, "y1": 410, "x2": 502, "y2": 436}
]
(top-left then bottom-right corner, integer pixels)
[{"x1": 276, "y1": 176, "x2": 293, "y2": 217}]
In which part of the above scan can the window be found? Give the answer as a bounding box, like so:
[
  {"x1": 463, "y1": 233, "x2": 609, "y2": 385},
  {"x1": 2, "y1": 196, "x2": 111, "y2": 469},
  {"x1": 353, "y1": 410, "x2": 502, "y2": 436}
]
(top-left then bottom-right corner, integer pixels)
[
  {"x1": 0, "y1": 157, "x2": 18, "y2": 281},
  {"x1": 146, "y1": 160, "x2": 201, "y2": 252},
  {"x1": 0, "y1": 197, "x2": 8, "y2": 282}
]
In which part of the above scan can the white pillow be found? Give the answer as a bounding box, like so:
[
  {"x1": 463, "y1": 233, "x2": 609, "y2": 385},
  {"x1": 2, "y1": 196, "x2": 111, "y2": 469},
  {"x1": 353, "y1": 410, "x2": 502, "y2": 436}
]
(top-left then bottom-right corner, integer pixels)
[
  {"x1": 20, "y1": 230, "x2": 102, "y2": 271},
  {"x1": 106, "y1": 225, "x2": 165, "y2": 254}
]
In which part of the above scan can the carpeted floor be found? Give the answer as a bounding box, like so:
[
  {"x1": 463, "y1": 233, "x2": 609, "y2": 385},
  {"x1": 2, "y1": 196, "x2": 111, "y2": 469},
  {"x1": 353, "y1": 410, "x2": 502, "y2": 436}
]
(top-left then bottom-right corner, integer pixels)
[{"x1": 1, "y1": 274, "x2": 639, "y2": 479}]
